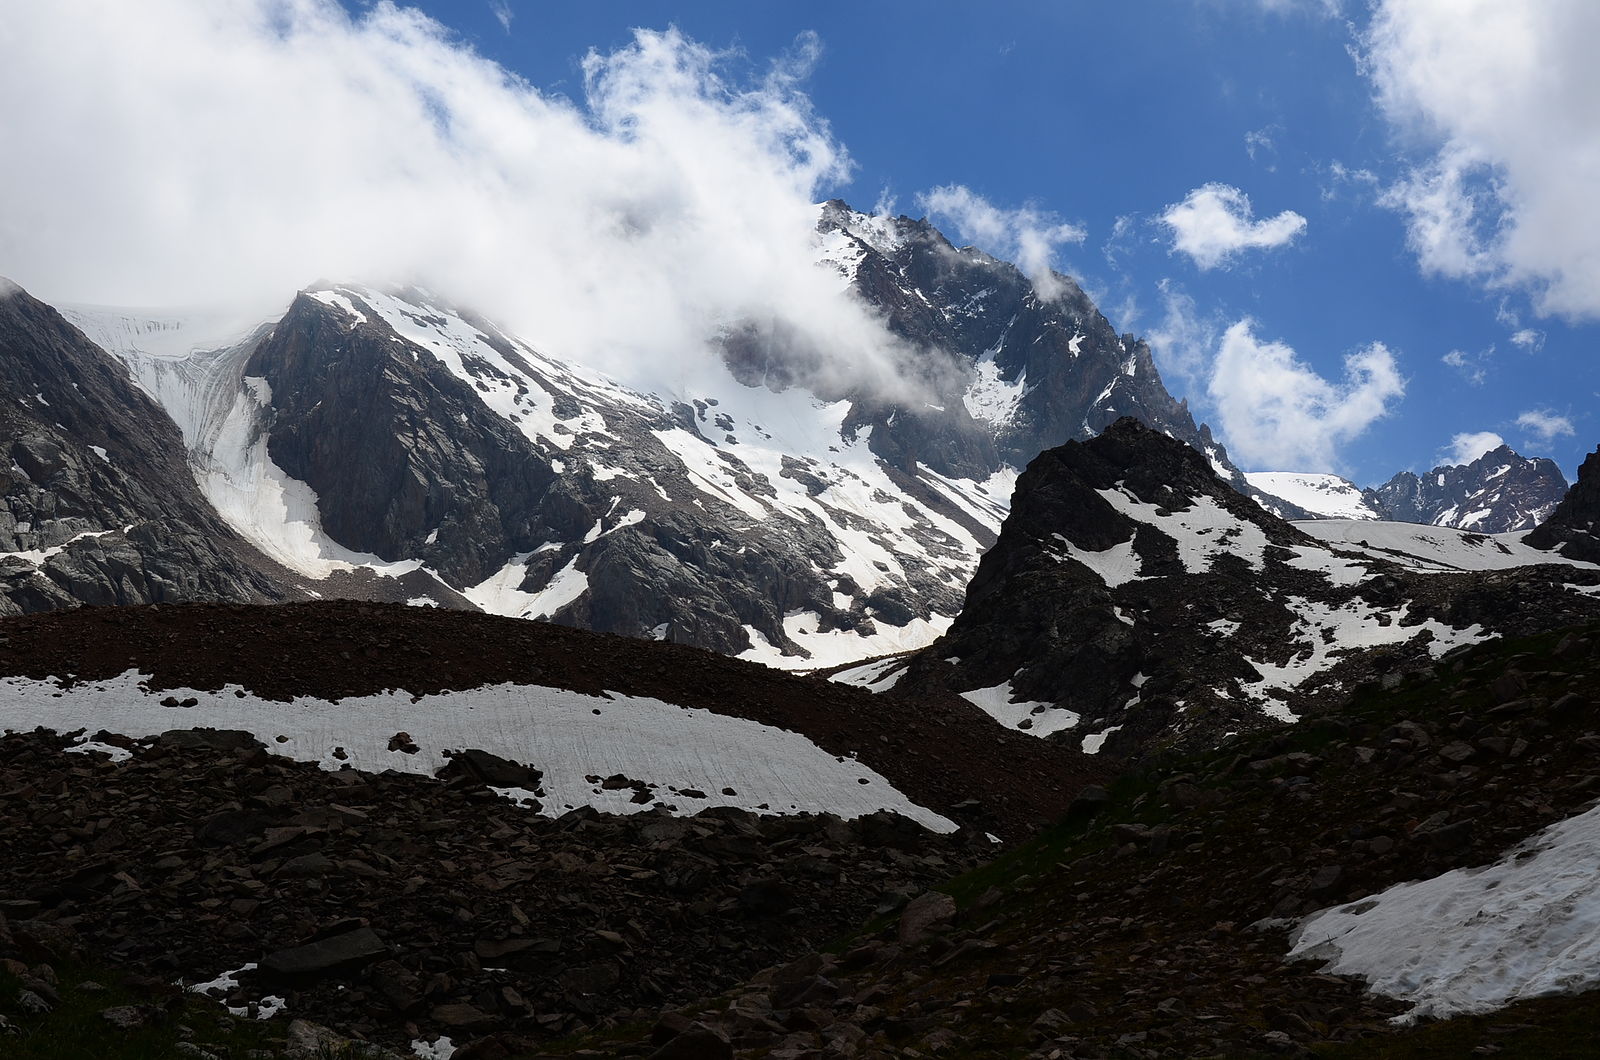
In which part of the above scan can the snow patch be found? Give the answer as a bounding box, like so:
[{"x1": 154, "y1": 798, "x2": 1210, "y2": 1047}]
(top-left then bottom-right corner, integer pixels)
[
  {"x1": 1290, "y1": 801, "x2": 1600, "y2": 1022},
  {"x1": 957, "y1": 680, "x2": 1078, "y2": 737},
  {"x1": 0, "y1": 671, "x2": 955, "y2": 832}
]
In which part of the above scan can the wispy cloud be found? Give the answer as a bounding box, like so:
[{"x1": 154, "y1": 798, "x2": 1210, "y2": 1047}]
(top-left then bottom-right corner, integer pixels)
[
  {"x1": 488, "y1": 0, "x2": 512, "y2": 33},
  {"x1": 1160, "y1": 183, "x2": 1307, "y2": 270},
  {"x1": 1516, "y1": 409, "x2": 1575, "y2": 446},
  {"x1": 917, "y1": 185, "x2": 1086, "y2": 299},
  {"x1": 1440, "y1": 346, "x2": 1491, "y2": 386},
  {"x1": 1509, "y1": 328, "x2": 1545, "y2": 353}
]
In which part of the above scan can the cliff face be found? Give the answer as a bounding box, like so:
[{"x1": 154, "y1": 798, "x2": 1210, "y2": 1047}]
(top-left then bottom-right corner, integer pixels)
[{"x1": 0, "y1": 281, "x2": 296, "y2": 613}]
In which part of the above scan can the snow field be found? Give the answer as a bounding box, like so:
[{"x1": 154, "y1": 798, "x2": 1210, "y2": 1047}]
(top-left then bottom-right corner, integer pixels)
[
  {"x1": 1297, "y1": 520, "x2": 1600, "y2": 575},
  {"x1": 1289, "y1": 801, "x2": 1600, "y2": 1022},
  {"x1": 0, "y1": 672, "x2": 954, "y2": 833},
  {"x1": 1246, "y1": 472, "x2": 1378, "y2": 520}
]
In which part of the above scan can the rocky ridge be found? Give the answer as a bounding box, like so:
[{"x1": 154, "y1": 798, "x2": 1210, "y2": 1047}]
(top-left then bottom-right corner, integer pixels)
[
  {"x1": 891, "y1": 419, "x2": 1600, "y2": 755},
  {"x1": 1361, "y1": 444, "x2": 1569, "y2": 533},
  {"x1": 1527, "y1": 443, "x2": 1600, "y2": 563}
]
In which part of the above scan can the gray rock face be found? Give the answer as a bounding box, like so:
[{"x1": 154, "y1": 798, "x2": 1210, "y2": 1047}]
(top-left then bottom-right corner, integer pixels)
[
  {"x1": 0, "y1": 283, "x2": 296, "y2": 615},
  {"x1": 259, "y1": 926, "x2": 389, "y2": 981},
  {"x1": 816, "y1": 201, "x2": 1258, "y2": 492},
  {"x1": 1364, "y1": 445, "x2": 1567, "y2": 533}
]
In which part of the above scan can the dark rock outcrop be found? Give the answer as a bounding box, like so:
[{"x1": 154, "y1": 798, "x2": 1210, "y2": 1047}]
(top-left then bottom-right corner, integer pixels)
[
  {"x1": 1527, "y1": 444, "x2": 1600, "y2": 562},
  {"x1": 897, "y1": 419, "x2": 1600, "y2": 753}
]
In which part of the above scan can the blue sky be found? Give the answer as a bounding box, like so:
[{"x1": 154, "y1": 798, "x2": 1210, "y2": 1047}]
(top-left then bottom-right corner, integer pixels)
[
  {"x1": 4, "y1": 2, "x2": 1595, "y2": 484},
  {"x1": 375, "y1": 0, "x2": 1600, "y2": 482}
]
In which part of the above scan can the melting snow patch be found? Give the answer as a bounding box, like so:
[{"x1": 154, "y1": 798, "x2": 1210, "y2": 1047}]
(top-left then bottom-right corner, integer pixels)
[
  {"x1": 828, "y1": 656, "x2": 911, "y2": 692},
  {"x1": 185, "y1": 963, "x2": 287, "y2": 1020},
  {"x1": 1098, "y1": 488, "x2": 1268, "y2": 573},
  {"x1": 1240, "y1": 599, "x2": 1486, "y2": 709},
  {"x1": 64, "y1": 738, "x2": 131, "y2": 762},
  {"x1": 1051, "y1": 533, "x2": 1143, "y2": 587},
  {"x1": 1081, "y1": 726, "x2": 1121, "y2": 754},
  {"x1": 957, "y1": 681, "x2": 1078, "y2": 737},
  {"x1": 1289, "y1": 801, "x2": 1600, "y2": 1022},
  {"x1": 412, "y1": 1038, "x2": 456, "y2": 1060},
  {"x1": 0, "y1": 672, "x2": 954, "y2": 832}
]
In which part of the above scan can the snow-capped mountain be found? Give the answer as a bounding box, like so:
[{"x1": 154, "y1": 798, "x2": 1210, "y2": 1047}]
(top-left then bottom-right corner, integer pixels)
[
  {"x1": 1361, "y1": 445, "x2": 1567, "y2": 532},
  {"x1": 3, "y1": 201, "x2": 1264, "y2": 667},
  {"x1": 1246, "y1": 472, "x2": 1381, "y2": 520},
  {"x1": 1249, "y1": 446, "x2": 1568, "y2": 532},
  {"x1": 885, "y1": 419, "x2": 1600, "y2": 755}
]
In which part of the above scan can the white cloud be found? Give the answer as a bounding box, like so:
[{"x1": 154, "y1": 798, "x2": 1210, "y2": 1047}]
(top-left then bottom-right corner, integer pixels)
[
  {"x1": 1160, "y1": 184, "x2": 1308, "y2": 270},
  {"x1": 1207, "y1": 320, "x2": 1405, "y2": 471},
  {"x1": 488, "y1": 0, "x2": 512, "y2": 33},
  {"x1": 916, "y1": 185, "x2": 1086, "y2": 299},
  {"x1": 0, "y1": 4, "x2": 940, "y2": 402},
  {"x1": 1441, "y1": 431, "x2": 1505, "y2": 467},
  {"x1": 1516, "y1": 410, "x2": 1575, "y2": 446},
  {"x1": 1509, "y1": 328, "x2": 1545, "y2": 353},
  {"x1": 1365, "y1": 1, "x2": 1600, "y2": 319},
  {"x1": 1440, "y1": 346, "x2": 1490, "y2": 386}
]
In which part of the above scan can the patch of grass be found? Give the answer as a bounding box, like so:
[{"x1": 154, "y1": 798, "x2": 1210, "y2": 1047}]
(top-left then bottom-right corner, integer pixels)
[
  {"x1": 0, "y1": 963, "x2": 284, "y2": 1060},
  {"x1": 1315, "y1": 990, "x2": 1600, "y2": 1059}
]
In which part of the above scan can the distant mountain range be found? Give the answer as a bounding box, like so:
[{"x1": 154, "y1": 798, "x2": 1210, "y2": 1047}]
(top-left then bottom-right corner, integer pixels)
[
  {"x1": 1249, "y1": 444, "x2": 1568, "y2": 534},
  {"x1": 0, "y1": 202, "x2": 1580, "y2": 672}
]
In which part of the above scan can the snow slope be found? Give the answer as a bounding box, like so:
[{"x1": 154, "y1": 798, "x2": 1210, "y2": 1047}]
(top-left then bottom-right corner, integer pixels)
[
  {"x1": 0, "y1": 671, "x2": 954, "y2": 832},
  {"x1": 1290, "y1": 801, "x2": 1600, "y2": 1021},
  {"x1": 1247, "y1": 472, "x2": 1379, "y2": 520},
  {"x1": 1297, "y1": 520, "x2": 1600, "y2": 575}
]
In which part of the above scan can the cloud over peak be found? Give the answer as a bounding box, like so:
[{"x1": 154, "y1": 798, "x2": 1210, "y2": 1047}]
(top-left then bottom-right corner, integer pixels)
[
  {"x1": 1160, "y1": 183, "x2": 1308, "y2": 270},
  {"x1": 0, "y1": 3, "x2": 936, "y2": 401},
  {"x1": 916, "y1": 186, "x2": 1086, "y2": 299}
]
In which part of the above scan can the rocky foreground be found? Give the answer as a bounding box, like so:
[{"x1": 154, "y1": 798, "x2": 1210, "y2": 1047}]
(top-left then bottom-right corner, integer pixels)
[
  {"x1": 7, "y1": 608, "x2": 1600, "y2": 1057},
  {"x1": 569, "y1": 622, "x2": 1600, "y2": 1058},
  {"x1": 0, "y1": 727, "x2": 992, "y2": 1055}
]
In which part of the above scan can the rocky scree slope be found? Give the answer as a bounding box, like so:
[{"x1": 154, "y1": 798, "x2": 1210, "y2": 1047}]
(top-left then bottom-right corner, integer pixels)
[
  {"x1": 0, "y1": 727, "x2": 995, "y2": 1056},
  {"x1": 0, "y1": 282, "x2": 298, "y2": 615},
  {"x1": 893, "y1": 419, "x2": 1600, "y2": 756},
  {"x1": 576, "y1": 621, "x2": 1600, "y2": 1059}
]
